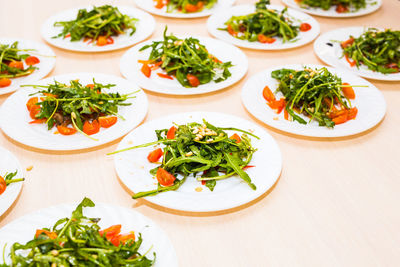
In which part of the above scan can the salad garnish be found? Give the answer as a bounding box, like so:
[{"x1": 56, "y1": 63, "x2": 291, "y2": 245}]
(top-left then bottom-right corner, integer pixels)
[
  {"x1": 53, "y1": 5, "x2": 138, "y2": 46},
  {"x1": 0, "y1": 42, "x2": 40, "y2": 88},
  {"x1": 219, "y1": 0, "x2": 310, "y2": 44},
  {"x1": 1, "y1": 198, "x2": 155, "y2": 266},
  {"x1": 154, "y1": 0, "x2": 217, "y2": 13},
  {"x1": 265, "y1": 67, "x2": 361, "y2": 127},
  {"x1": 109, "y1": 120, "x2": 259, "y2": 198},
  {"x1": 341, "y1": 28, "x2": 400, "y2": 74},
  {"x1": 138, "y1": 27, "x2": 233, "y2": 88},
  {"x1": 0, "y1": 171, "x2": 24, "y2": 195},
  {"x1": 24, "y1": 80, "x2": 136, "y2": 138},
  {"x1": 295, "y1": 0, "x2": 367, "y2": 13}
]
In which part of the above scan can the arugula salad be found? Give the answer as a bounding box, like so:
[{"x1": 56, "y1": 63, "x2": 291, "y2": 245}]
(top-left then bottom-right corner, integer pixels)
[
  {"x1": 296, "y1": 0, "x2": 367, "y2": 13},
  {"x1": 138, "y1": 27, "x2": 233, "y2": 88},
  {"x1": 341, "y1": 28, "x2": 400, "y2": 74},
  {"x1": 264, "y1": 67, "x2": 358, "y2": 127},
  {"x1": 0, "y1": 42, "x2": 40, "y2": 89},
  {"x1": 53, "y1": 5, "x2": 138, "y2": 46},
  {"x1": 0, "y1": 171, "x2": 24, "y2": 196},
  {"x1": 154, "y1": 0, "x2": 217, "y2": 13},
  {"x1": 219, "y1": 0, "x2": 312, "y2": 44},
  {"x1": 25, "y1": 80, "x2": 135, "y2": 137},
  {"x1": 109, "y1": 120, "x2": 259, "y2": 198},
  {"x1": 1, "y1": 198, "x2": 155, "y2": 266}
]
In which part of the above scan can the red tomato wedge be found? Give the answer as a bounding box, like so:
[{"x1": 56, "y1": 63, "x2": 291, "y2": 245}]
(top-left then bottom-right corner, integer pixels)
[
  {"x1": 227, "y1": 24, "x2": 237, "y2": 37},
  {"x1": 299, "y1": 23, "x2": 312, "y2": 32},
  {"x1": 336, "y1": 4, "x2": 348, "y2": 13},
  {"x1": 341, "y1": 37, "x2": 354, "y2": 49},
  {"x1": 156, "y1": 168, "x2": 176, "y2": 187},
  {"x1": 167, "y1": 126, "x2": 176, "y2": 139},
  {"x1": 97, "y1": 36, "x2": 108, "y2": 46},
  {"x1": 262, "y1": 86, "x2": 276, "y2": 102},
  {"x1": 25, "y1": 56, "x2": 40, "y2": 65},
  {"x1": 230, "y1": 133, "x2": 241, "y2": 143},
  {"x1": 100, "y1": 224, "x2": 122, "y2": 239},
  {"x1": 141, "y1": 64, "x2": 151, "y2": 78},
  {"x1": 187, "y1": 74, "x2": 200, "y2": 87},
  {"x1": 83, "y1": 120, "x2": 100, "y2": 135},
  {"x1": 98, "y1": 116, "x2": 117, "y2": 128},
  {"x1": 342, "y1": 83, "x2": 355, "y2": 99},
  {"x1": 0, "y1": 176, "x2": 6, "y2": 195},
  {"x1": 35, "y1": 229, "x2": 57, "y2": 239},
  {"x1": 185, "y1": 3, "x2": 198, "y2": 12},
  {"x1": 57, "y1": 125, "x2": 77, "y2": 135},
  {"x1": 257, "y1": 34, "x2": 276, "y2": 44},
  {"x1": 0, "y1": 78, "x2": 11, "y2": 88},
  {"x1": 26, "y1": 97, "x2": 39, "y2": 111},
  {"x1": 9, "y1": 61, "x2": 24, "y2": 70},
  {"x1": 147, "y1": 148, "x2": 163, "y2": 163}
]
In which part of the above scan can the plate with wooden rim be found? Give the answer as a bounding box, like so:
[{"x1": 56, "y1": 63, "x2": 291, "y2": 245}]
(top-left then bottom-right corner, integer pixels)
[
  {"x1": 120, "y1": 36, "x2": 248, "y2": 95},
  {"x1": 241, "y1": 64, "x2": 386, "y2": 137},
  {"x1": 135, "y1": 0, "x2": 235, "y2": 18},
  {"x1": 0, "y1": 147, "x2": 24, "y2": 217},
  {"x1": 207, "y1": 4, "x2": 320, "y2": 50},
  {"x1": 0, "y1": 73, "x2": 148, "y2": 151},
  {"x1": 112, "y1": 111, "x2": 282, "y2": 212},
  {"x1": 314, "y1": 27, "x2": 400, "y2": 81},
  {"x1": 0, "y1": 38, "x2": 55, "y2": 95},
  {"x1": 41, "y1": 6, "x2": 155, "y2": 52},
  {"x1": 281, "y1": 0, "x2": 382, "y2": 18},
  {"x1": 0, "y1": 202, "x2": 178, "y2": 266}
]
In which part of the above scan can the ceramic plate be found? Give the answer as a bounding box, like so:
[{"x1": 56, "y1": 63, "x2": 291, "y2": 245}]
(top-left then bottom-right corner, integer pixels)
[
  {"x1": 135, "y1": 0, "x2": 235, "y2": 18},
  {"x1": 282, "y1": 0, "x2": 381, "y2": 17},
  {"x1": 0, "y1": 202, "x2": 177, "y2": 266},
  {"x1": 0, "y1": 38, "x2": 55, "y2": 95},
  {"x1": 113, "y1": 111, "x2": 282, "y2": 212},
  {"x1": 0, "y1": 73, "x2": 148, "y2": 151},
  {"x1": 242, "y1": 64, "x2": 386, "y2": 137},
  {"x1": 207, "y1": 4, "x2": 320, "y2": 50},
  {"x1": 314, "y1": 27, "x2": 400, "y2": 81},
  {"x1": 0, "y1": 147, "x2": 24, "y2": 217},
  {"x1": 120, "y1": 36, "x2": 248, "y2": 95},
  {"x1": 41, "y1": 6, "x2": 155, "y2": 52}
]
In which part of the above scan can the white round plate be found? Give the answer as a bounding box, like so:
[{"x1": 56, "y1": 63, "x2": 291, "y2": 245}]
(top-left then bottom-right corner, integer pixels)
[
  {"x1": 0, "y1": 38, "x2": 55, "y2": 95},
  {"x1": 0, "y1": 147, "x2": 24, "y2": 217},
  {"x1": 135, "y1": 0, "x2": 235, "y2": 18},
  {"x1": 242, "y1": 64, "x2": 386, "y2": 138},
  {"x1": 113, "y1": 111, "x2": 282, "y2": 212},
  {"x1": 314, "y1": 27, "x2": 400, "y2": 81},
  {"x1": 207, "y1": 4, "x2": 320, "y2": 50},
  {"x1": 282, "y1": 0, "x2": 381, "y2": 17},
  {"x1": 120, "y1": 36, "x2": 248, "y2": 95},
  {"x1": 41, "y1": 6, "x2": 156, "y2": 52},
  {"x1": 0, "y1": 73, "x2": 148, "y2": 151},
  {"x1": 0, "y1": 202, "x2": 178, "y2": 266}
]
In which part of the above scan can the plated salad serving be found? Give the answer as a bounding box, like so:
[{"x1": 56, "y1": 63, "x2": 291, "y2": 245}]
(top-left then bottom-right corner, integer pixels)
[
  {"x1": 219, "y1": 0, "x2": 310, "y2": 44},
  {"x1": 281, "y1": 0, "x2": 381, "y2": 17},
  {"x1": 341, "y1": 28, "x2": 400, "y2": 74},
  {"x1": 53, "y1": 5, "x2": 138, "y2": 47},
  {"x1": 0, "y1": 42, "x2": 40, "y2": 89},
  {"x1": 25, "y1": 79, "x2": 135, "y2": 138},
  {"x1": 110, "y1": 119, "x2": 258, "y2": 199},
  {"x1": 1, "y1": 198, "x2": 156, "y2": 266},
  {"x1": 113, "y1": 112, "x2": 282, "y2": 212},
  {"x1": 264, "y1": 66, "x2": 359, "y2": 127},
  {"x1": 138, "y1": 27, "x2": 232, "y2": 88},
  {"x1": 153, "y1": 0, "x2": 217, "y2": 13},
  {"x1": 0, "y1": 171, "x2": 24, "y2": 196}
]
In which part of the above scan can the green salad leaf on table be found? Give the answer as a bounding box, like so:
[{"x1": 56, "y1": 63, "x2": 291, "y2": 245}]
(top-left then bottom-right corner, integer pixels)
[
  {"x1": 0, "y1": 42, "x2": 40, "y2": 89},
  {"x1": 0, "y1": 197, "x2": 155, "y2": 266},
  {"x1": 138, "y1": 27, "x2": 233, "y2": 88},
  {"x1": 296, "y1": 0, "x2": 368, "y2": 13},
  {"x1": 263, "y1": 66, "x2": 361, "y2": 128},
  {"x1": 24, "y1": 80, "x2": 136, "y2": 138},
  {"x1": 219, "y1": 0, "x2": 312, "y2": 44},
  {"x1": 109, "y1": 120, "x2": 259, "y2": 198},
  {"x1": 340, "y1": 28, "x2": 400, "y2": 74},
  {"x1": 153, "y1": 0, "x2": 217, "y2": 13},
  {"x1": 0, "y1": 170, "x2": 24, "y2": 196},
  {"x1": 53, "y1": 5, "x2": 138, "y2": 46}
]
